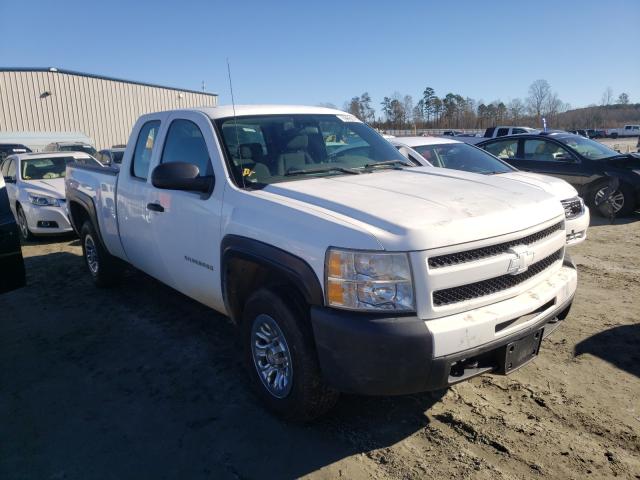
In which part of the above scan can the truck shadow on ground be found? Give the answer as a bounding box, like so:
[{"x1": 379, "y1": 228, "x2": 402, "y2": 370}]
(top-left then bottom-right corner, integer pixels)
[
  {"x1": 574, "y1": 324, "x2": 640, "y2": 379},
  {"x1": 1, "y1": 250, "x2": 443, "y2": 479}
]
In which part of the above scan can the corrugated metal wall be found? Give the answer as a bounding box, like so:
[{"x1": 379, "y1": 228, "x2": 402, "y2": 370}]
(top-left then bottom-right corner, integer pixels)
[{"x1": 0, "y1": 70, "x2": 218, "y2": 149}]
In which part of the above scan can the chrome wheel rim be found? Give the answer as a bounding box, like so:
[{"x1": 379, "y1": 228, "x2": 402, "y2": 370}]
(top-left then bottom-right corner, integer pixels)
[
  {"x1": 251, "y1": 314, "x2": 293, "y2": 398},
  {"x1": 84, "y1": 234, "x2": 99, "y2": 275},
  {"x1": 17, "y1": 209, "x2": 29, "y2": 239},
  {"x1": 595, "y1": 188, "x2": 624, "y2": 213}
]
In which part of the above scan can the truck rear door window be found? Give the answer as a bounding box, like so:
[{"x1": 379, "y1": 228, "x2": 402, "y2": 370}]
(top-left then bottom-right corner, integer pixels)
[{"x1": 132, "y1": 120, "x2": 161, "y2": 179}]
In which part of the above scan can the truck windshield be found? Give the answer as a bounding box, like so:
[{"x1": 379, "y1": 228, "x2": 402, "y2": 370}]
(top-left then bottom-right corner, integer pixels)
[
  {"x1": 214, "y1": 114, "x2": 412, "y2": 187},
  {"x1": 557, "y1": 136, "x2": 620, "y2": 160},
  {"x1": 412, "y1": 142, "x2": 514, "y2": 174}
]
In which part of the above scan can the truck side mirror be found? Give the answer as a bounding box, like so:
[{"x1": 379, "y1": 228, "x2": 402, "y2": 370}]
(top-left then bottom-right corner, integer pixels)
[{"x1": 151, "y1": 162, "x2": 213, "y2": 193}]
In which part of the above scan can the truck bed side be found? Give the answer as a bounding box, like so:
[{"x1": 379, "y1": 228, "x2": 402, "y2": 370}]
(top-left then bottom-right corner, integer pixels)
[{"x1": 65, "y1": 163, "x2": 126, "y2": 260}]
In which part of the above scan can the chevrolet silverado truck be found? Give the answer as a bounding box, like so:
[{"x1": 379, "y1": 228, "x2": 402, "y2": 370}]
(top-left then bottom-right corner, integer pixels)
[{"x1": 65, "y1": 106, "x2": 577, "y2": 420}]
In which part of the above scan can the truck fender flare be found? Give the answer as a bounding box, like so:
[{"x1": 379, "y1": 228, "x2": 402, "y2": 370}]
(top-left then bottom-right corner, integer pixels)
[
  {"x1": 220, "y1": 235, "x2": 324, "y2": 308},
  {"x1": 66, "y1": 189, "x2": 108, "y2": 251}
]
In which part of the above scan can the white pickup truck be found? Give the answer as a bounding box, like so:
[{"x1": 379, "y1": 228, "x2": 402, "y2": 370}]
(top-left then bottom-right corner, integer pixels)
[
  {"x1": 65, "y1": 105, "x2": 577, "y2": 420},
  {"x1": 606, "y1": 125, "x2": 640, "y2": 139}
]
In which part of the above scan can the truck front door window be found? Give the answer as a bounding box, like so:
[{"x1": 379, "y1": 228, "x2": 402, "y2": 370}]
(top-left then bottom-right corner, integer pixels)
[
  {"x1": 132, "y1": 120, "x2": 160, "y2": 179},
  {"x1": 161, "y1": 119, "x2": 212, "y2": 177}
]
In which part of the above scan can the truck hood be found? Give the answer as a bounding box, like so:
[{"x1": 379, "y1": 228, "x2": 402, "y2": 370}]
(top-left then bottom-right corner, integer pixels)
[
  {"x1": 22, "y1": 178, "x2": 66, "y2": 199},
  {"x1": 497, "y1": 171, "x2": 577, "y2": 200},
  {"x1": 262, "y1": 167, "x2": 563, "y2": 251}
]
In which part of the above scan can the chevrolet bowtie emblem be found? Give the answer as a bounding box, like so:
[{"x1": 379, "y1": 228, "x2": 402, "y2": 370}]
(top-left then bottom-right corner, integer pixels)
[{"x1": 506, "y1": 245, "x2": 535, "y2": 275}]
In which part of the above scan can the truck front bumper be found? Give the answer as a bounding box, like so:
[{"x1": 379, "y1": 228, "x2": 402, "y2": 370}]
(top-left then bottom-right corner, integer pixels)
[{"x1": 310, "y1": 258, "x2": 577, "y2": 396}]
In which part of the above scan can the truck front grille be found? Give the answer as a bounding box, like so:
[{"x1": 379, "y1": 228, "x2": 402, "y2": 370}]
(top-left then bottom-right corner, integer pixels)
[
  {"x1": 428, "y1": 221, "x2": 563, "y2": 269},
  {"x1": 432, "y1": 248, "x2": 563, "y2": 306}
]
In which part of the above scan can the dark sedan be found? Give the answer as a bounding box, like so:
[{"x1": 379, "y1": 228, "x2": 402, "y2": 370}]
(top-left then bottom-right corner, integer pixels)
[
  {"x1": 478, "y1": 133, "x2": 640, "y2": 216},
  {"x1": 0, "y1": 175, "x2": 26, "y2": 294}
]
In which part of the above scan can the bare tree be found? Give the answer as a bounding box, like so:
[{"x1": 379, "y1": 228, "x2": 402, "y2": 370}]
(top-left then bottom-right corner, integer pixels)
[
  {"x1": 508, "y1": 98, "x2": 525, "y2": 124},
  {"x1": 617, "y1": 92, "x2": 630, "y2": 105},
  {"x1": 601, "y1": 87, "x2": 614, "y2": 106},
  {"x1": 403, "y1": 95, "x2": 414, "y2": 124},
  {"x1": 526, "y1": 79, "x2": 551, "y2": 121}
]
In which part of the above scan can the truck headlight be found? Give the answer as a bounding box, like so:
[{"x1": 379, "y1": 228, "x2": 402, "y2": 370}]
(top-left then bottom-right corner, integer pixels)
[
  {"x1": 325, "y1": 249, "x2": 415, "y2": 312},
  {"x1": 28, "y1": 194, "x2": 60, "y2": 207}
]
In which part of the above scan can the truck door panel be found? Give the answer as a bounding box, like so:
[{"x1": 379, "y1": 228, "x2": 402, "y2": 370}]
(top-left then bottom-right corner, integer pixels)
[
  {"x1": 116, "y1": 119, "x2": 166, "y2": 280},
  {"x1": 148, "y1": 112, "x2": 225, "y2": 312}
]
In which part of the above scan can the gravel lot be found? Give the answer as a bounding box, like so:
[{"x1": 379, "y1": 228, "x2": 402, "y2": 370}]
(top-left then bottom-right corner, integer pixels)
[{"x1": 1, "y1": 213, "x2": 639, "y2": 479}]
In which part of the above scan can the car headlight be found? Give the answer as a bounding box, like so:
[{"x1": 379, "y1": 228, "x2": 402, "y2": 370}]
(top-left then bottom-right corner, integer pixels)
[
  {"x1": 561, "y1": 196, "x2": 584, "y2": 219},
  {"x1": 28, "y1": 194, "x2": 60, "y2": 207},
  {"x1": 325, "y1": 249, "x2": 415, "y2": 312}
]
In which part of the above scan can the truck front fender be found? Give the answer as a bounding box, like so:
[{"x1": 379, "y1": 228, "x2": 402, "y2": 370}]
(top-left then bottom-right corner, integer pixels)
[{"x1": 220, "y1": 235, "x2": 324, "y2": 321}]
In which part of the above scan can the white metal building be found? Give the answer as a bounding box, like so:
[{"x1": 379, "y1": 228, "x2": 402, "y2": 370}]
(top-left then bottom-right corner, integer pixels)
[{"x1": 0, "y1": 68, "x2": 218, "y2": 150}]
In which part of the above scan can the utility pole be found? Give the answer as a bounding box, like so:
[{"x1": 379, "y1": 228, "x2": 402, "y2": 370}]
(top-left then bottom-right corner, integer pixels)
[{"x1": 201, "y1": 81, "x2": 206, "y2": 92}]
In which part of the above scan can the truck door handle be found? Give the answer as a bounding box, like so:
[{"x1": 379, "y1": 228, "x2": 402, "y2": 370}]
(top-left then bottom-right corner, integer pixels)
[{"x1": 147, "y1": 202, "x2": 165, "y2": 212}]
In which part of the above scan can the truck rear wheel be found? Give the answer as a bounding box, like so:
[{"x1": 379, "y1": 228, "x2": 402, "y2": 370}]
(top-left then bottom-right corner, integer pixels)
[
  {"x1": 242, "y1": 288, "x2": 338, "y2": 421},
  {"x1": 80, "y1": 221, "x2": 123, "y2": 288}
]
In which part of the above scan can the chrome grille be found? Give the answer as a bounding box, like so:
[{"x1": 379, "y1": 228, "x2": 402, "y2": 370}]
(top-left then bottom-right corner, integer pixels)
[
  {"x1": 428, "y1": 221, "x2": 564, "y2": 269},
  {"x1": 432, "y1": 248, "x2": 563, "y2": 306},
  {"x1": 560, "y1": 197, "x2": 584, "y2": 220}
]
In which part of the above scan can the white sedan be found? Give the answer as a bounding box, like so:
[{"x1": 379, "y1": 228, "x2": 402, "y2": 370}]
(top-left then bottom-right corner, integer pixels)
[
  {"x1": 0, "y1": 152, "x2": 103, "y2": 240},
  {"x1": 391, "y1": 136, "x2": 590, "y2": 246}
]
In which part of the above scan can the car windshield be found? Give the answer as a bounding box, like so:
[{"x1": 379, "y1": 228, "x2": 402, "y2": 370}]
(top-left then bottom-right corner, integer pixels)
[
  {"x1": 59, "y1": 144, "x2": 98, "y2": 156},
  {"x1": 411, "y1": 142, "x2": 514, "y2": 174},
  {"x1": 20, "y1": 156, "x2": 100, "y2": 180},
  {"x1": 558, "y1": 135, "x2": 619, "y2": 160},
  {"x1": 214, "y1": 114, "x2": 412, "y2": 187}
]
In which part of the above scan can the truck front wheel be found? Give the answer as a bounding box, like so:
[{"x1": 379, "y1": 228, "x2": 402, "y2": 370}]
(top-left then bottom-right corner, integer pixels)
[
  {"x1": 80, "y1": 221, "x2": 123, "y2": 288},
  {"x1": 242, "y1": 288, "x2": 338, "y2": 421}
]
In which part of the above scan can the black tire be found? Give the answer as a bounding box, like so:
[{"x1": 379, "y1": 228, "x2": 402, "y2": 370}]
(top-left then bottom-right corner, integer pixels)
[
  {"x1": 80, "y1": 221, "x2": 123, "y2": 287},
  {"x1": 587, "y1": 180, "x2": 637, "y2": 217},
  {"x1": 242, "y1": 287, "x2": 338, "y2": 421},
  {"x1": 15, "y1": 204, "x2": 33, "y2": 241}
]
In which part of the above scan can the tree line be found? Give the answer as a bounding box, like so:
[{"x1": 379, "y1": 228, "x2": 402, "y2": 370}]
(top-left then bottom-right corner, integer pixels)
[{"x1": 340, "y1": 80, "x2": 636, "y2": 131}]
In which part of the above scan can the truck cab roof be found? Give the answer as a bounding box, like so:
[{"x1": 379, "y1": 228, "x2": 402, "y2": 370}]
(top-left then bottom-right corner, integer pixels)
[{"x1": 153, "y1": 105, "x2": 354, "y2": 121}]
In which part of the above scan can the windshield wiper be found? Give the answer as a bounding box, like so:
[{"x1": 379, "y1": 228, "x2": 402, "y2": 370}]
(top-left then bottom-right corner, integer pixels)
[
  {"x1": 285, "y1": 166, "x2": 361, "y2": 177},
  {"x1": 362, "y1": 159, "x2": 413, "y2": 169}
]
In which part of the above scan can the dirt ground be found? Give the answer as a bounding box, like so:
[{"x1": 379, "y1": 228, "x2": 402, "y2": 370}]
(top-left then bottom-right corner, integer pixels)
[{"x1": 1, "y1": 213, "x2": 639, "y2": 480}]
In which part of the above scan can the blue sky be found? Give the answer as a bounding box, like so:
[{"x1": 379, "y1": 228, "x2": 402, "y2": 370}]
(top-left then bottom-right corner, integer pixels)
[{"x1": 1, "y1": 0, "x2": 638, "y2": 114}]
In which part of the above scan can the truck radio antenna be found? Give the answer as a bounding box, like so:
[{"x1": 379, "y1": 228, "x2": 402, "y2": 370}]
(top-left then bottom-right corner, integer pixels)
[{"x1": 227, "y1": 58, "x2": 245, "y2": 188}]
